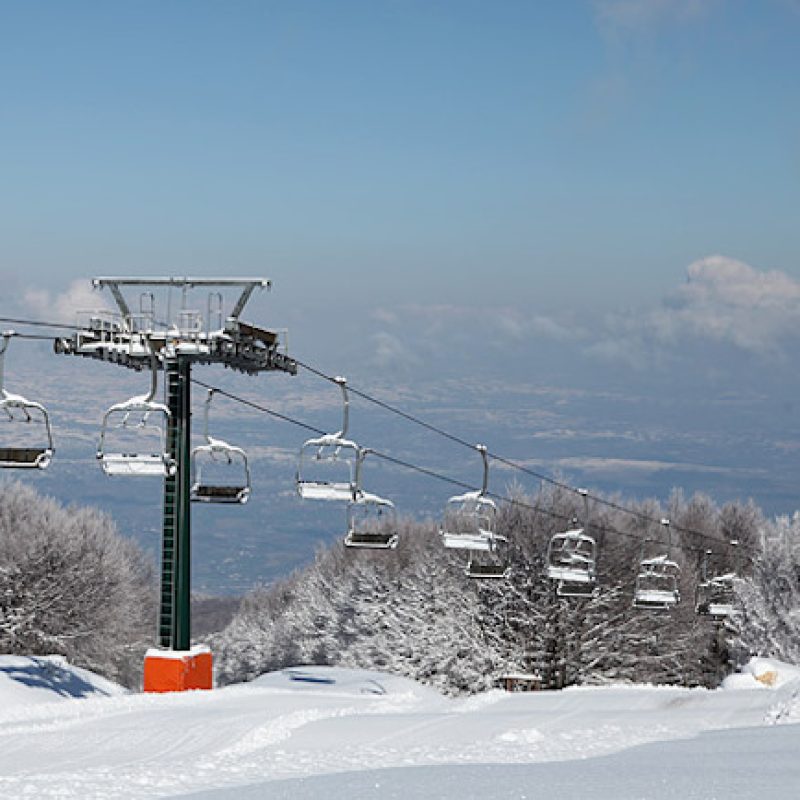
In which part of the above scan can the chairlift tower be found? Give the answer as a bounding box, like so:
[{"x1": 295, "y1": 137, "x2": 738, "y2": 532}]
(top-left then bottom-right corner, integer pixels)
[{"x1": 55, "y1": 277, "x2": 296, "y2": 688}]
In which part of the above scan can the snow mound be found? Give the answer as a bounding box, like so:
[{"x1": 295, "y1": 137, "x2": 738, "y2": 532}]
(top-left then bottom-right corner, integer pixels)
[
  {"x1": 722, "y1": 657, "x2": 800, "y2": 691},
  {"x1": 766, "y1": 690, "x2": 800, "y2": 725},
  {"x1": 0, "y1": 655, "x2": 127, "y2": 711},
  {"x1": 250, "y1": 665, "x2": 444, "y2": 703}
]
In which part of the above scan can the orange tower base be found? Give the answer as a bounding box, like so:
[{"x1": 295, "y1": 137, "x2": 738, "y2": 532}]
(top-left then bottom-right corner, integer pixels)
[{"x1": 143, "y1": 645, "x2": 213, "y2": 693}]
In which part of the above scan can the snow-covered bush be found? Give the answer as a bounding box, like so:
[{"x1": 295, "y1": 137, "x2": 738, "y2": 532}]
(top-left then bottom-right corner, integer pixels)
[{"x1": 0, "y1": 481, "x2": 155, "y2": 686}]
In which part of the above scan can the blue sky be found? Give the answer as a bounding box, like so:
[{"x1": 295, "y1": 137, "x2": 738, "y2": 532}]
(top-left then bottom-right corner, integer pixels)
[
  {"x1": 2, "y1": 0, "x2": 798, "y2": 310},
  {"x1": 2, "y1": 1, "x2": 800, "y2": 590}
]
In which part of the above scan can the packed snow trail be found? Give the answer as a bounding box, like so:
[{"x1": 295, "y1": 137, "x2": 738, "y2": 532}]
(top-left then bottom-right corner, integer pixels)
[
  {"x1": 0, "y1": 660, "x2": 798, "y2": 798},
  {"x1": 181, "y1": 724, "x2": 800, "y2": 800}
]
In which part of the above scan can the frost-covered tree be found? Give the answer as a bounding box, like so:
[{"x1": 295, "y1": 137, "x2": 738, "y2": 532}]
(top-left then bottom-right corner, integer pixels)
[
  {"x1": 214, "y1": 487, "x2": 763, "y2": 694},
  {"x1": 0, "y1": 481, "x2": 155, "y2": 685},
  {"x1": 732, "y1": 513, "x2": 800, "y2": 665},
  {"x1": 214, "y1": 521, "x2": 506, "y2": 694}
]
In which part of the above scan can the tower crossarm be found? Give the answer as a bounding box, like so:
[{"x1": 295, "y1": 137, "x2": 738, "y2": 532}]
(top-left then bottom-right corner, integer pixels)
[{"x1": 54, "y1": 277, "x2": 296, "y2": 375}]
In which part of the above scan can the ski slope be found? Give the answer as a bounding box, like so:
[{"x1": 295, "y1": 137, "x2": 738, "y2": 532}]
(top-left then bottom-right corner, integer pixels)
[{"x1": 0, "y1": 656, "x2": 798, "y2": 798}]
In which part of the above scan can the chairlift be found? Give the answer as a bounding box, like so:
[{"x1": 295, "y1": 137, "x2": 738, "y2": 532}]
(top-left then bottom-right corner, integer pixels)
[
  {"x1": 96, "y1": 354, "x2": 175, "y2": 477},
  {"x1": 465, "y1": 535, "x2": 510, "y2": 580},
  {"x1": 545, "y1": 490, "x2": 598, "y2": 592},
  {"x1": 633, "y1": 555, "x2": 681, "y2": 609},
  {"x1": 696, "y1": 543, "x2": 738, "y2": 618},
  {"x1": 633, "y1": 520, "x2": 681, "y2": 610},
  {"x1": 296, "y1": 376, "x2": 360, "y2": 501},
  {"x1": 440, "y1": 445, "x2": 497, "y2": 550},
  {"x1": 696, "y1": 573, "x2": 736, "y2": 618},
  {"x1": 190, "y1": 389, "x2": 251, "y2": 504},
  {"x1": 345, "y1": 492, "x2": 399, "y2": 550},
  {"x1": 343, "y1": 449, "x2": 399, "y2": 549},
  {"x1": 546, "y1": 526, "x2": 597, "y2": 583},
  {"x1": 0, "y1": 332, "x2": 54, "y2": 469},
  {"x1": 632, "y1": 527, "x2": 681, "y2": 612}
]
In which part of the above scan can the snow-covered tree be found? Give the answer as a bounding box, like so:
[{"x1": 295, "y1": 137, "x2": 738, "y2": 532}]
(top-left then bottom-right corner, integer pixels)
[
  {"x1": 214, "y1": 487, "x2": 764, "y2": 694},
  {"x1": 731, "y1": 513, "x2": 800, "y2": 665},
  {"x1": 0, "y1": 481, "x2": 155, "y2": 685}
]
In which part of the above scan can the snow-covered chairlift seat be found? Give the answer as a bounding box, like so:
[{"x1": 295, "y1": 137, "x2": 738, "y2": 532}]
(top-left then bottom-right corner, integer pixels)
[
  {"x1": 190, "y1": 391, "x2": 251, "y2": 504},
  {"x1": 0, "y1": 396, "x2": 54, "y2": 470},
  {"x1": 0, "y1": 334, "x2": 55, "y2": 470},
  {"x1": 99, "y1": 451, "x2": 175, "y2": 477},
  {"x1": 545, "y1": 527, "x2": 597, "y2": 584},
  {"x1": 296, "y1": 376, "x2": 360, "y2": 502},
  {"x1": 344, "y1": 492, "x2": 399, "y2": 550},
  {"x1": 440, "y1": 490, "x2": 498, "y2": 551},
  {"x1": 633, "y1": 555, "x2": 681, "y2": 610},
  {"x1": 96, "y1": 362, "x2": 175, "y2": 478},
  {"x1": 695, "y1": 573, "x2": 735, "y2": 618},
  {"x1": 191, "y1": 438, "x2": 251, "y2": 504},
  {"x1": 296, "y1": 434, "x2": 360, "y2": 501}
]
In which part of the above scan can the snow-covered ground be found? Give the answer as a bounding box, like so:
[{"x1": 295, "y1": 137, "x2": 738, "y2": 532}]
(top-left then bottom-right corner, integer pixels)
[{"x1": 0, "y1": 656, "x2": 798, "y2": 799}]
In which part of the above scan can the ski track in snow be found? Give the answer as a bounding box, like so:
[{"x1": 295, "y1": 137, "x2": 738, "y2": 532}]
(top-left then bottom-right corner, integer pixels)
[{"x1": 0, "y1": 663, "x2": 799, "y2": 798}]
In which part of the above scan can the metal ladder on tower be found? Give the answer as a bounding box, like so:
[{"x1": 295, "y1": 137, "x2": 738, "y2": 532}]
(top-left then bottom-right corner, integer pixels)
[{"x1": 158, "y1": 360, "x2": 180, "y2": 648}]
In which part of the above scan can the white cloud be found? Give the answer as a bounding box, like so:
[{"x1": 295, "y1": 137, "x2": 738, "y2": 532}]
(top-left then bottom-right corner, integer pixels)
[
  {"x1": 371, "y1": 331, "x2": 420, "y2": 370},
  {"x1": 588, "y1": 255, "x2": 800, "y2": 366},
  {"x1": 374, "y1": 303, "x2": 584, "y2": 347},
  {"x1": 24, "y1": 280, "x2": 109, "y2": 324},
  {"x1": 528, "y1": 315, "x2": 585, "y2": 343},
  {"x1": 659, "y1": 255, "x2": 800, "y2": 354},
  {"x1": 370, "y1": 308, "x2": 398, "y2": 325},
  {"x1": 554, "y1": 455, "x2": 761, "y2": 477}
]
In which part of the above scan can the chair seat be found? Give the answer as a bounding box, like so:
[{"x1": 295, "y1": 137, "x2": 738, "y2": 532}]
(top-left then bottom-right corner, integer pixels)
[
  {"x1": 0, "y1": 447, "x2": 51, "y2": 469},
  {"x1": 191, "y1": 485, "x2": 249, "y2": 503},
  {"x1": 344, "y1": 531, "x2": 399, "y2": 550}
]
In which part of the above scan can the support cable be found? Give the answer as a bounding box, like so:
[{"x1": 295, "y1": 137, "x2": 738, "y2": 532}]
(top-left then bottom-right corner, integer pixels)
[
  {"x1": 293, "y1": 358, "x2": 754, "y2": 555},
  {"x1": 190, "y1": 377, "x2": 749, "y2": 560},
  {"x1": 0, "y1": 316, "x2": 760, "y2": 558},
  {"x1": 0, "y1": 316, "x2": 80, "y2": 331}
]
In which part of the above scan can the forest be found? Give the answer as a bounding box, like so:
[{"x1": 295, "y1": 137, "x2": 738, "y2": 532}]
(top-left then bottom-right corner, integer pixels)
[
  {"x1": 1, "y1": 480, "x2": 798, "y2": 693},
  {"x1": 213, "y1": 484, "x2": 800, "y2": 694}
]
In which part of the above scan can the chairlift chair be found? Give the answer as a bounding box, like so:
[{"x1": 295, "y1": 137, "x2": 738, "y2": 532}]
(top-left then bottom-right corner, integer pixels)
[
  {"x1": 0, "y1": 332, "x2": 54, "y2": 469},
  {"x1": 465, "y1": 535, "x2": 510, "y2": 580},
  {"x1": 190, "y1": 389, "x2": 251, "y2": 504},
  {"x1": 545, "y1": 490, "x2": 598, "y2": 592},
  {"x1": 296, "y1": 376, "x2": 361, "y2": 501},
  {"x1": 96, "y1": 354, "x2": 175, "y2": 477},
  {"x1": 633, "y1": 554, "x2": 681, "y2": 610},
  {"x1": 545, "y1": 526, "x2": 597, "y2": 584},
  {"x1": 440, "y1": 445, "x2": 498, "y2": 551},
  {"x1": 441, "y1": 490, "x2": 498, "y2": 550},
  {"x1": 345, "y1": 492, "x2": 399, "y2": 550},
  {"x1": 696, "y1": 573, "x2": 735, "y2": 618},
  {"x1": 695, "y1": 546, "x2": 737, "y2": 618},
  {"x1": 633, "y1": 521, "x2": 680, "y2": 610}
]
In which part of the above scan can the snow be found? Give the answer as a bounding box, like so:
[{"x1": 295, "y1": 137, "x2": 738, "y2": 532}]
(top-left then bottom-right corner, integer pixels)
[
  {"x1": 0, "y1": 655, "x2": 127, "y2": 710},
  {"x1": 144, "y1": 645, "x2": 211, "y2": 662},
  {"x1": 296, "y1": 482, "x2": 354, "y2": 501},
  {"x1": 0, "y1": 657, "x2": 798, "y2": 798}
]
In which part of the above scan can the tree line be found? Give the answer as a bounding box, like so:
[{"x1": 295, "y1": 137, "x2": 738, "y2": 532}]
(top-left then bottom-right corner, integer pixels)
[
  {"x1": 213, "y1": 484, "x2": 797, "y2": 694},
  {"x1": 0, "y1": 480, "x2": 796, "y2": 693}
]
